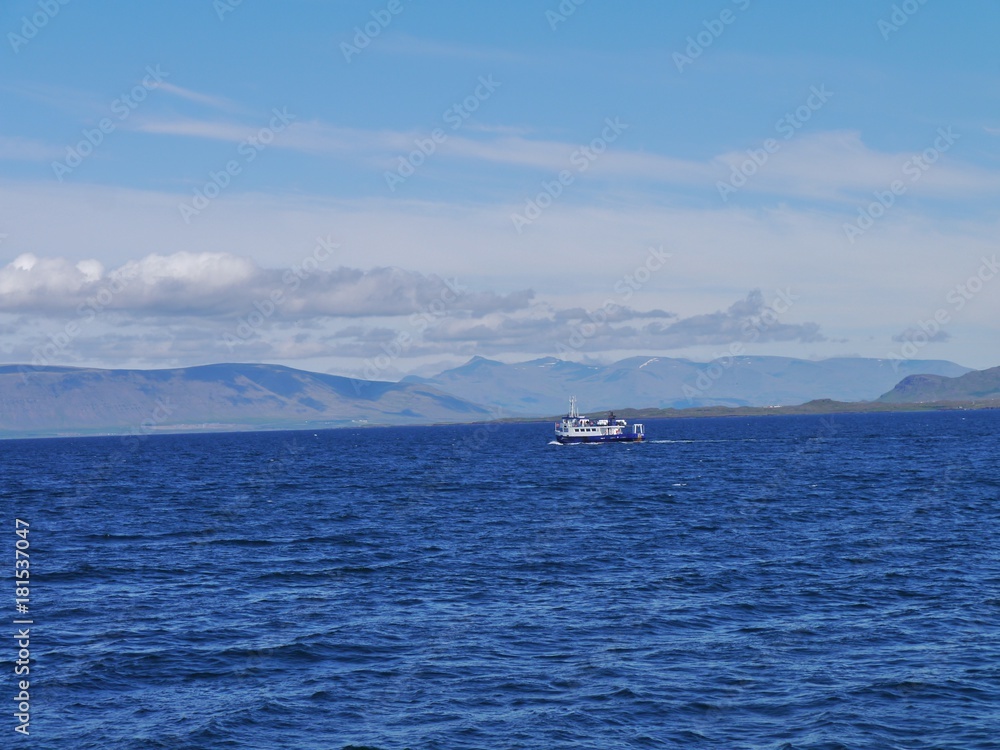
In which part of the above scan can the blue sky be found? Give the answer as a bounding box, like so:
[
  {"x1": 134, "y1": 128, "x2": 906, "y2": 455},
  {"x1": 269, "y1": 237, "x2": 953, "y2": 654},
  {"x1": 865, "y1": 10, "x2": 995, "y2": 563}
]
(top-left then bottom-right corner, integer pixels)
[{"x1": 2, "y1": 0, "x2": 999, "y2": 377}]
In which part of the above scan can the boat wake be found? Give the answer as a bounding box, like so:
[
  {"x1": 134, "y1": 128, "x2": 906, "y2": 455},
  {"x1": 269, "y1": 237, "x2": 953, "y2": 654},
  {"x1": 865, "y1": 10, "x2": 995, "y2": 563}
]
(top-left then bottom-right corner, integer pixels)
[{"x1": 647, "y1": 438, "x2": 767, "y2": 444}]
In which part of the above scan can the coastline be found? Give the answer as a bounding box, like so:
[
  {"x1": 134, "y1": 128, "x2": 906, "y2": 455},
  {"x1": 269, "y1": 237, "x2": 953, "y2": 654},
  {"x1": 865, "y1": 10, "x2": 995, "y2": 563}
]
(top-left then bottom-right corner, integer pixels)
[{"x1": 3, "y1": 398, "x2": 998, "y2": 441}]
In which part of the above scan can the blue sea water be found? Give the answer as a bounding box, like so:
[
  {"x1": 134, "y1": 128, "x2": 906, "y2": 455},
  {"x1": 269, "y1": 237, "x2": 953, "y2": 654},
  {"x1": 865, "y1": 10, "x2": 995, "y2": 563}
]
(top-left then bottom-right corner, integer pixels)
[{"x1": 4, "y1": 410, "x2": 1000, "y2": 749}]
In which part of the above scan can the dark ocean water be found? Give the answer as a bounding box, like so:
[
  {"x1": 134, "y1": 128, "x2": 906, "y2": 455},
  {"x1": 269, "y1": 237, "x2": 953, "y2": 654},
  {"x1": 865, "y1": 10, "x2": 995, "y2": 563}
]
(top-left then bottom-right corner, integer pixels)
[{"x1": 4, "y1": 410, "x2": 1000, "y2": 749}]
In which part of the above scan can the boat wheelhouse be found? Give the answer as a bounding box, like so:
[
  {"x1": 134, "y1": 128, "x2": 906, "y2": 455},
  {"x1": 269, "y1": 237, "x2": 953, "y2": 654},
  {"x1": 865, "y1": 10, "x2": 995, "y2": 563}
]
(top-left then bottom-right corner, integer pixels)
[{"x1": 554, "y1": 397, "x2": 644, "y2": 444}]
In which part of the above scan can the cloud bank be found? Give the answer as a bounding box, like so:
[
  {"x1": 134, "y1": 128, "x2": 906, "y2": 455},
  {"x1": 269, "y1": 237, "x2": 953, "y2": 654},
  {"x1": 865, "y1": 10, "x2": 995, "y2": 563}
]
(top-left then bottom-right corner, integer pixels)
[
  {"x1": 0, "y1": 251, "x2": 534, "y2": 318},
  {"x1": 0, "y1": 252, "x2": 826, "y2": 369}
]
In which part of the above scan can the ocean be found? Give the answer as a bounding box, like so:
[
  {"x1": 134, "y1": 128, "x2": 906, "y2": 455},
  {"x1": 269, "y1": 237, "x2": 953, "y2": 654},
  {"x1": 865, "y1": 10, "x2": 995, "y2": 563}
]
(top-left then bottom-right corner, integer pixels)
[{"x1": 4, "y1": 410, "x2": 999, "y2": 749}]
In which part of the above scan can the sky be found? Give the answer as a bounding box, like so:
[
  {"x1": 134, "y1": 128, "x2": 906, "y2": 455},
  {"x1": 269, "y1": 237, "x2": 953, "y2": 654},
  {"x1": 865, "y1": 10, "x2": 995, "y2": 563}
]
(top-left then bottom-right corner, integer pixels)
[{"x1": 1, "y1": 0, "x2": 999, "y2": 380}]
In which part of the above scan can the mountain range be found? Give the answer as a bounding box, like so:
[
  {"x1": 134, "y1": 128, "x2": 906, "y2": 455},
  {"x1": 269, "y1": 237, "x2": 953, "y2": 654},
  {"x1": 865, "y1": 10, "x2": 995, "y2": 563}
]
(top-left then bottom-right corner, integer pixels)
[
  {"x1": 0, "y1": 363, "x2": 489, "y2": 438},
  {"x1": 405, "y1": 355, "x2": 971, "y2": 415},
  {"x1": 878, "y1": 365, "x2": 1000, "y2": 404},
  {"x1": 0, "y1": 357, "x2": 993, "y2": 439}
]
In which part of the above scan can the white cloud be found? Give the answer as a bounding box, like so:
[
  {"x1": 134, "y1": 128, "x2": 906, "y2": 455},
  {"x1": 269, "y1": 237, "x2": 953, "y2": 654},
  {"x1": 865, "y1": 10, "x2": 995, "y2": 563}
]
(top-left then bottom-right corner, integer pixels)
[
  {"x1": 0, "y1": 251, "x2": 533, "y2": 319},
  {"x1": 713, "y1": 130, "x2": 1000, "y2": 200},
  {"x1": 157, "y1": 82, "x2": 245, "y2": 113},
  {"x1": 123, "y1": 115, "x2": 1000, "y2": 201},
  {"x1": 130, "y1": 116, "x2": 415, "y2": 156},
  {"x1": 409, "y1": 290, "x2": 823, "y2": 356},
  {"x1": 1, "y1": 163, "x2": 998, "y2": 369},
  {"x1": 893, "y1": 326, "x2": 951, "y2": 344}
]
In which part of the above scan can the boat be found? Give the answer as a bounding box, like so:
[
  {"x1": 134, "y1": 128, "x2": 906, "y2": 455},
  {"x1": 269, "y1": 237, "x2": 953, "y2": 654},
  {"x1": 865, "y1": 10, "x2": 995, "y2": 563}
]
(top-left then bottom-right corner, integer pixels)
[{"x1": 554, "y1": 397, "x2": 644, "y2": 444}]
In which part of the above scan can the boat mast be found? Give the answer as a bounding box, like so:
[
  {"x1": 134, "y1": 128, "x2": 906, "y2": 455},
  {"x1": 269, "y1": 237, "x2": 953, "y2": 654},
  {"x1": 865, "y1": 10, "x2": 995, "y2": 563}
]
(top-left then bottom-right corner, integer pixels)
[{"x1": 569, "y1": 395, "x2": 578, "y2": 418}]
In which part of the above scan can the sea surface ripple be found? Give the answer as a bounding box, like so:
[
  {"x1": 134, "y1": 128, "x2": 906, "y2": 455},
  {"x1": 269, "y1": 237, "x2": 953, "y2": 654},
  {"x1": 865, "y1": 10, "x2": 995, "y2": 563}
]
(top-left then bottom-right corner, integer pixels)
[{"x1": 4, "y1": 411, "x2": 1000, "y2": 749}]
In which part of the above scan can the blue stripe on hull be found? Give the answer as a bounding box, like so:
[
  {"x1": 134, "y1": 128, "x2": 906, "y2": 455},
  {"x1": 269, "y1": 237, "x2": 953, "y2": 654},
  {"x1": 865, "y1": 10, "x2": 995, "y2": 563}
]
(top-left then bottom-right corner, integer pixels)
[{"x1": 555, "y1": 434, "x2": 644, "y2": 444}]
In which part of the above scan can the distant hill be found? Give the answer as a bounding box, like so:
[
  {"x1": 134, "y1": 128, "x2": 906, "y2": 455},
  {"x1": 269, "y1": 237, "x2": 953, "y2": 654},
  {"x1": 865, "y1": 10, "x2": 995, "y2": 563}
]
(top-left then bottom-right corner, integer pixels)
[
  {"x1": 407, "y1": 355, "x2": 973, "y2": 415},
  {"x1": 878, "y1": 365, "x2": 1000, "y2": 404},
  {"x1": 599, "y1": 398, "x2": 1000, "y2": 420},
  {"x1": 0, "y1": 363, "x2": 490, "y2": 438},
  {"x1": 2, "y1": 358, "x2": 989, "y2": 439}
]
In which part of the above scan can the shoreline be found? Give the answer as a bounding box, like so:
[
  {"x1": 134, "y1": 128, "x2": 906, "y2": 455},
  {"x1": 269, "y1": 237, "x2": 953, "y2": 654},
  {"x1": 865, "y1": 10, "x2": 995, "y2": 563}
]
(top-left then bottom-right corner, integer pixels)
[{"x1": 3, "y1": 398, "x2": 998, "y2": 441}]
